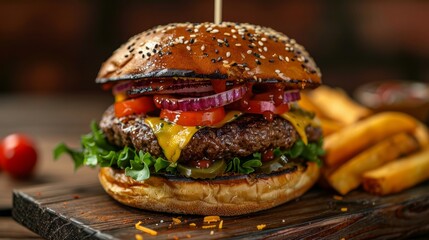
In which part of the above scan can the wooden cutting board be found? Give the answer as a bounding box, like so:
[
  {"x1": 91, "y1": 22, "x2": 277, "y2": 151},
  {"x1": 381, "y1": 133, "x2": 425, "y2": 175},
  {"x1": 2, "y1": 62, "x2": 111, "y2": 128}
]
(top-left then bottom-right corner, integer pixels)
[{"x1": 12, "y1": 176, "x2": 429, "y2": 240}]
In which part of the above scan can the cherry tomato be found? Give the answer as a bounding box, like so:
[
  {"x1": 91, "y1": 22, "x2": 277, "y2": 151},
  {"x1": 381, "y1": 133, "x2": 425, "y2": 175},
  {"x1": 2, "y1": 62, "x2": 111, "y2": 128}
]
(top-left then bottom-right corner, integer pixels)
[
  {"x1": 0, "y1": 134, "x2": 38, "y2": 178},
  {"x1": 114, "y1": 96, "x2": 156, "y2": 118},
  {"x1": 160, "y1": 107, "x2": 226, "y2": 126}
]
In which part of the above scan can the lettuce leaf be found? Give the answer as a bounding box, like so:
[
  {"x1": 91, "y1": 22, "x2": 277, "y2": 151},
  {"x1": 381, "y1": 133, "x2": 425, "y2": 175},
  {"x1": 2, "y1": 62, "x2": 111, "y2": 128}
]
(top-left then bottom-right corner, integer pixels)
[
  {"x1": 274, "y1": 139, "x2": 325, "y2": 166},
  {"x1": 54, "y1": 122, "x2": 324, "y2": 180}
]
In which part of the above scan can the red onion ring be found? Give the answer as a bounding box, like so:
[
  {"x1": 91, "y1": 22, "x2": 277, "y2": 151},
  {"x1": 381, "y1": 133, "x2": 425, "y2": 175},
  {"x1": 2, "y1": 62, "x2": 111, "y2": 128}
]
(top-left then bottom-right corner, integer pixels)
[
  {"x1": 154, "y1": 85, "x2": 248, "y2": 111},
  {"x1": 112, "y1": 81, "x2": 132, "y2": 95}
]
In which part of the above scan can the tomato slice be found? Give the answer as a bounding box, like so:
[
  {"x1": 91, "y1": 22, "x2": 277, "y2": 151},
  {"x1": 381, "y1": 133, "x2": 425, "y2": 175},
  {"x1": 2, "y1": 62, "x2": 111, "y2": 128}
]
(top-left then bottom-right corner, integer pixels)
[
  {"x1": 160, "y1": 107, "x2": 226, "y2": 126},
  {"x1": 114, "y1": 96, "x2": 156, "y2": 118},
  {"x1": 244, "y1": 100, "x2": 290, "y2": 114}
]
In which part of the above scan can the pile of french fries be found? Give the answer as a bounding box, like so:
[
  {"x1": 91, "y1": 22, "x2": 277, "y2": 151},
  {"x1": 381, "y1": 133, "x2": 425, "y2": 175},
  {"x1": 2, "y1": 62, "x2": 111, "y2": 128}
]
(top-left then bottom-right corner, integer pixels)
[{"x1": 300, "y1": 86, "x2": 429, "y2": 196}]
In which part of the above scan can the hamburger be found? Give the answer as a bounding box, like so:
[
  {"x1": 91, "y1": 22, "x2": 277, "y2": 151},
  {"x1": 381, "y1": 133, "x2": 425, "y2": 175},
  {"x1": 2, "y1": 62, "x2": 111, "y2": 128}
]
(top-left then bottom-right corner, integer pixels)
[{"x1": 55, "y1": 22, "x2": 324, "y2": 216}]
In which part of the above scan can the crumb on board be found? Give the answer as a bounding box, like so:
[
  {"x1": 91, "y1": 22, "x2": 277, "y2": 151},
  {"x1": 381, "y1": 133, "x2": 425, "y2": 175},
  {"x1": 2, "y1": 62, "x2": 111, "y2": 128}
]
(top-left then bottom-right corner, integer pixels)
[
  {"x1": 341, "y1": 207, "x2": 348, "y2": 212},
  {"x1": 257, "y1": 224, "x2": 266, "y2": 230},
  {"x1": 210, "y1": 230, "x2": 214, "y2": 235},
  {"x1": 202, "y1": 224, "x2": 217, "y2": 229},
  {"x1": 333, "y1": 195, "x2": 344, "y2": 201},
  {"x1": 135, "y1": 234, "x2": 143, "y2": 240},
  {"x1": 186, "y1": 234, "x2": 192, "y2": 238},
  {"x1": 189, "y1": 223, "x2": 196, "y2": 227},
  {"x1": 204, "y1": 215, "x2": 221, "y2": 223},
  {"x1": 135, "y1": 221, "x2": 158, "y2": 236},
  {"x1": 172, "y1": 217, "x2": 182, "y2": 224},
  {"x1": 219, "y1": 220, "x2": 224, "y2": 229}
]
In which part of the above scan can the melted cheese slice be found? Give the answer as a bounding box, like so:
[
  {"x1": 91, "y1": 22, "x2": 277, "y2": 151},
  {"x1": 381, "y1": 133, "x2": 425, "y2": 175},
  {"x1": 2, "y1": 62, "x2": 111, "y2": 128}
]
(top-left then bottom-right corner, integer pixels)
[
  {"x1": 280, "y1": 111, "x2": 314, "y2": 145},
  {"x1": 144, "y1": 111, "x2": 241, "y2": 163}
]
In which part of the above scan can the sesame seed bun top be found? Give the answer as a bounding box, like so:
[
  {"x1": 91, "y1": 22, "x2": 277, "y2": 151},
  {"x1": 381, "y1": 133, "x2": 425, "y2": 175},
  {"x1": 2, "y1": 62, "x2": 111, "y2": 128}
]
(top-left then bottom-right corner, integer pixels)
[{"x1": 96, "y1": 22, "x2": 321, "y2": 89}]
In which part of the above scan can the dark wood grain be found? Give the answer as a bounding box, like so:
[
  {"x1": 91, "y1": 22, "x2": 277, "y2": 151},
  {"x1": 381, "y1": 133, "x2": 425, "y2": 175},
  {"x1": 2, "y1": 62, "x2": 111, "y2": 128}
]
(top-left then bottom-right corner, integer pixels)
[{"x1": 12, "y1": 176, "x2": 429, "y2": 240}]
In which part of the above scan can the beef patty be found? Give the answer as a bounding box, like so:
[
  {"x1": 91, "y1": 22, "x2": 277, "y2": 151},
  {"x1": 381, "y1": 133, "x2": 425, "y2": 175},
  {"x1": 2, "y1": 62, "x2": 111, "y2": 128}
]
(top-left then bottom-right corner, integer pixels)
[{"x1": 99, "y1": 106, "x2": 322, "y2": 162}]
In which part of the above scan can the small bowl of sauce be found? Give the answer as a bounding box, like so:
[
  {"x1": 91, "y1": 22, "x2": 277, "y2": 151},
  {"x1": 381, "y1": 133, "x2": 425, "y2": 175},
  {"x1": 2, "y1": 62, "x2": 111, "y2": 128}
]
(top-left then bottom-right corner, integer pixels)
[{"x1": 355, "y1": 81, "x2": 429, "y2": 123}]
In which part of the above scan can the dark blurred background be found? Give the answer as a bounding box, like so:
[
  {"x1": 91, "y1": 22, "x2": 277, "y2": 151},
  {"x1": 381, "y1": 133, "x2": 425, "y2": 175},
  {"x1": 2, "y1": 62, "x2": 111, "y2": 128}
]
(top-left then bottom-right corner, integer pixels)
[{"x1": 1, "y1": 0, "x2": 428, "y2": 94}]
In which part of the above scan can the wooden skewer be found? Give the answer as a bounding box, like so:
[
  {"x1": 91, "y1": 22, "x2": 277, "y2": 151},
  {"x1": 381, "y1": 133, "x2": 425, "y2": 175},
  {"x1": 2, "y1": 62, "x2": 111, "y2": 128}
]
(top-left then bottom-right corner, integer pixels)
[{"x1": 214, "y1": 0, "x2": 222, "y2": 24}]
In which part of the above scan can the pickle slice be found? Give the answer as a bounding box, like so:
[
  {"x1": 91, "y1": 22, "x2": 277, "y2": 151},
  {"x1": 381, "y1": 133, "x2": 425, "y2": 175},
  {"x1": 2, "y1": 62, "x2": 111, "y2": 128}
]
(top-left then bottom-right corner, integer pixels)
[{"x1": 177, "y1": 160, "x2": 226, "y2": 179}]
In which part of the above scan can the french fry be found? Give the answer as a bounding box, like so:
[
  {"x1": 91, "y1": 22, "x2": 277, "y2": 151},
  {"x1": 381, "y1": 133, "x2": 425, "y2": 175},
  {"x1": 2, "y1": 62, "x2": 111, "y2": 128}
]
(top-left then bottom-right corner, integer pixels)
[
  {"x1": 324, "y1": 112, "x2": 419, "y2": 167},
  {"x1": 298, "y1": 92, "x2": 327, "y2": 119},
  {"x1": 308, "y1": 86, "x2": 372, "y2": 124},
  {"x1": 299, "y1": 91, "x2": 344, "y2": 136},
  {"x1": 328, "y1": 133, "x2": 419, "y2": 195},
  {"x1": 414, "y1": 122, "x2": 429, "y2": 148},
  {"x1": 319, "y1": 118, "x2": 344, "y2": 136},
  {"x1": 363, "y1": 148, "x2": 429, "y2": 195}
]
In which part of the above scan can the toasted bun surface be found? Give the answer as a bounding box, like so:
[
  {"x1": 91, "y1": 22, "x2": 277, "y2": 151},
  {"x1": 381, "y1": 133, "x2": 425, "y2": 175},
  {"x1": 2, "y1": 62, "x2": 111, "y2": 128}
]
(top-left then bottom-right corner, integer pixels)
[
  {"x1": 98, "y1": 162, "x2": 320, "y2": 216},
  {"x1": 96, "y1": 22, "x2": 321, "y2": 89}
]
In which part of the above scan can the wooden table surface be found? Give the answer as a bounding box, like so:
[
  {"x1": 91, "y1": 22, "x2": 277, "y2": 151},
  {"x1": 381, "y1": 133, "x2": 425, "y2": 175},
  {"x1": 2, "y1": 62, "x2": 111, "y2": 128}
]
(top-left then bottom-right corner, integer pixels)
[{"x1": 0, "y1": 94, "x2": 111, "y2": 239}]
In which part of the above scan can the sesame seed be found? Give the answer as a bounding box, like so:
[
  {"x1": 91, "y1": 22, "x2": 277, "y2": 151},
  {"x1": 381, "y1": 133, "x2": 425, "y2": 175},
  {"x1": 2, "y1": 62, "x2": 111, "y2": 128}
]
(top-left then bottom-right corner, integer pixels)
[
  {"x1": 258, "y1": 41, "x2": 264, "y2": 46},
  {"x1": 260, "y1": 55, "x2": 266, "y2": 59},
  {"x1": 275, "y1": 69, "x2": 281, "y2": 73},
  {"x1": 201, "y1": 45, "x2": 206, "y2": 51},
  {"x1": 261, "y1": 37, "x2": 267, "y2": 42},
  {"x1": 186, "y1": 46, "x2": 191, "y2": 51},
  {"x1": 211, "y1": 29, "x2": 219, "y2": 34},
  {"x1": 222, "y1": 60, "x2": 229, "y2": 64},
  {"x1": 146, "y1": 52, "x2": 151, "y2": 57},
  {"x1": 247, "y1": 50, "x2": 252, "y2": 54},
  {"x1": 263, "y1": 46, "x2": 268, "y2": 52},
  {"x1": 232, "y1": 35, "x2": 237, "y2": 39},
  {"x1": 226, "y1": 52, "x2": 231, "y2": 58},
  {"x1": 190, "y1": 38, "x2": 195, "y2": 44},
  {"x1": 279, "y1": 55, "x2": 284, "y2": 61},
  {"x1": 190, "y1": 34, "x2": 196, "y2": 38},
  {"x1": 258, "y1": 48, "x2": 263, "y2": 53},
  {"x1": 211, "y1": 58, "x2": 216, "y2": 63},
  {"x1": 224, "y1": 32, "x2": 231, "y2": 36},
  {"x1": 285, "y1": 56, "x2": 290, "y2": 62},
  {"x1": 235, "y1": 43, "x2": 242, "y2": 47},
  {"x1": 245, "y1": 67, "x2": 250, "y2": 71},
  {"x1": 215, "y1": 49, "x2": 219, "y2": 54},
  {"x1": 231, "y1": 29, "x2": 237, "y2": 33},
  {"x1": 217, "y1": 56, "x2": 223, "y2": 62},
  {"x1": 217, "y1": 39, "x2": 224, "y2": 43}
]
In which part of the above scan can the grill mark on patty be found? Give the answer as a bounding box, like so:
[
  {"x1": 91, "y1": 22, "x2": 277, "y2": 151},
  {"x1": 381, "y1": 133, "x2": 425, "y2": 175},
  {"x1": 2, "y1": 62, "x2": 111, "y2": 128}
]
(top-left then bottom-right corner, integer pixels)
[{"x1": 99, "y1": 105, "x2": 322, "y2": 162}]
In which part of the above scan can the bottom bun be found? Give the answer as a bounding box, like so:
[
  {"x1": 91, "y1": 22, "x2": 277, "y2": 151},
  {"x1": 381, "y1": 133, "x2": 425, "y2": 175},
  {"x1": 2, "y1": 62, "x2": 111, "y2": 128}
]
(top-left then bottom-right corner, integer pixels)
[{"x1": 98, "y1": 162, "x2": 320, "y2": 216}]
